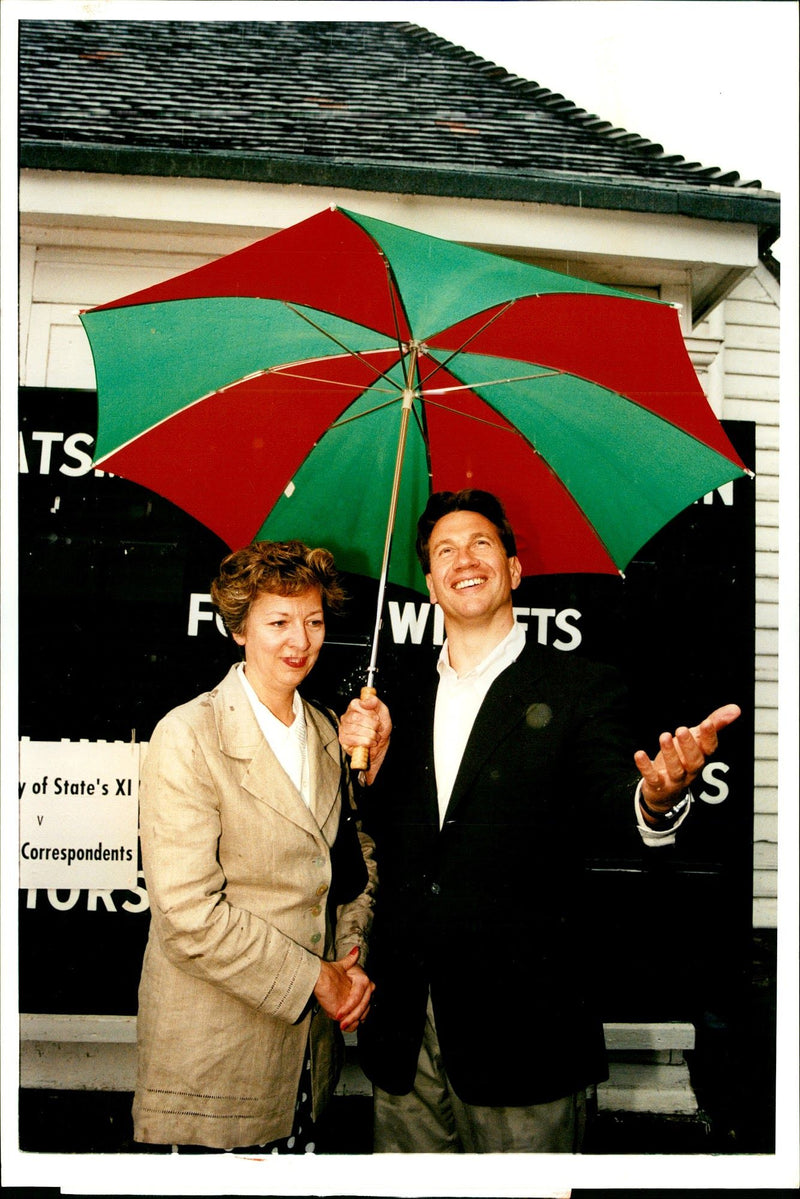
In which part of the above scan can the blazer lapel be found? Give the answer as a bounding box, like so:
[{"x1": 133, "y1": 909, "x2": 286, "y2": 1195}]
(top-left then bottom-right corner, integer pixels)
[
  {"x1": 213, "y1": 666, "x2": 323, "y2": 839},
  {"x1": 419, "y1": 669, "x2": 442, "y2": 827},
  {"x1": 442, "y1": 643, "x2": 545, "y2": 824},
  {"x1": 304, "y1": 701, "x2": 343, "y2": 841}
]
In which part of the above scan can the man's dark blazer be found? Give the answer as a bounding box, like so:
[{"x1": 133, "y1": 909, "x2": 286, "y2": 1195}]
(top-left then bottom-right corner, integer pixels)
[{"x1": 357, "y1": 636, "x2": 642, "y2": 1107}]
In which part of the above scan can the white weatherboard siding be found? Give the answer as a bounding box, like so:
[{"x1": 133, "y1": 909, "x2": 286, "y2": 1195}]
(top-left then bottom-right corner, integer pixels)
[
  {"x1": 696, "y1": 262, "x2": 780, "y2": 929},
  {"x1": 18, "y1": 216, "x2": 779, "y2": 927},
  {"x1": 729, "y1": 265, "x2": 780, "y2": 930}
]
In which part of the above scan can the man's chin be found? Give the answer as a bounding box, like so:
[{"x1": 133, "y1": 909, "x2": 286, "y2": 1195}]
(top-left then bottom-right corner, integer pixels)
[{"x1": 442, "y1": 593, "x2": 493, "y2": 619}]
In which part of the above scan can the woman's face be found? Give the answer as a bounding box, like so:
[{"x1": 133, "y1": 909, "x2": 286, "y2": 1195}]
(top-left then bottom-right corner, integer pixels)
[{"x1": 233, "y1": 586, "x2": 325, "y2": 702}]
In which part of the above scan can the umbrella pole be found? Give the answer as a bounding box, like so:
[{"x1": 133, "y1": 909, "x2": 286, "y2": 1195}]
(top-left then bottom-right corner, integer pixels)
[
  {"x1": 365, "y1": 389, "x2": 414, "y2": 688},
  {"x1": 351, "y1": 351, "x2": 418, "y2": 771}
]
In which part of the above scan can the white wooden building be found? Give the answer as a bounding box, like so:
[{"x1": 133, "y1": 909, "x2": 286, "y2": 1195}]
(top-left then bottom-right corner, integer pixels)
[
  {"x1": 11, "y1": 18, "x2": 785, "y2": 1135},
  {"x1": 18, "y1": 172, "x2": 781, "y2": 929},
  {"x1": 705, "y1": 263, "x2": 781, "y2": 929}
]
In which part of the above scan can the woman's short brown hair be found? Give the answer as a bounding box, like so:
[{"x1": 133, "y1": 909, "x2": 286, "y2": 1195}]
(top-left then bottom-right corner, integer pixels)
[{"x1": 210, "y1": 540, "x2": 346, "y2": 638}]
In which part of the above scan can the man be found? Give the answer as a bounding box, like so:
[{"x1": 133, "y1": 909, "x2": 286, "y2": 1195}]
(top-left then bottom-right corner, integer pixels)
[{"x1": 339, "y1": 489, "x2": 740, "y2": 1154}]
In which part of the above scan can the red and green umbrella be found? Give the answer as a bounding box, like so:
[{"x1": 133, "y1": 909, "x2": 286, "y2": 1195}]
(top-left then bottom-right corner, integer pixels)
[{"x1": 81, "y1": 205, "x2": 750, "y2": 680}]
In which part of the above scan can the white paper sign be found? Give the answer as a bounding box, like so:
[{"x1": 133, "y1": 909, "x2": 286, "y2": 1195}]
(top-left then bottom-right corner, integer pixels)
[{"x1": 19, "y1": 740, "x2": 140, "y2": 889}]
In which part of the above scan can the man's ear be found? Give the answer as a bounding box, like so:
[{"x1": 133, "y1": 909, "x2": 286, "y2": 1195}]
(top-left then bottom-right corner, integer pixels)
[
  {"x1": 509, "y1": 556, "x2": 522, "y2": 591},
  {"x1": 425, "y1": 573, "x2": 438, "y2": 605}
]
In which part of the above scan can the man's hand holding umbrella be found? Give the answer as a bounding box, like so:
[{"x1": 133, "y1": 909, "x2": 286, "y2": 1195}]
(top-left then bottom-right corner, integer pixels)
[{"x1": 340, "y1": 692, "x2": 392, "y2": 787}]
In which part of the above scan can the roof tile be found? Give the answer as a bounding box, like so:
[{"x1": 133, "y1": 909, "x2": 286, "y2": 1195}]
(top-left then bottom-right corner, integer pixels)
[{"x1": 18, "y1": 17, "x2": 779, "y2": 238}]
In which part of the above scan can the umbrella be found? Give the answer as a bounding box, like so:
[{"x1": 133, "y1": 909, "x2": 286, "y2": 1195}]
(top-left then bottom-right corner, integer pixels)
[{"x1": 81, "y1": 205, "x2": 750, "y2": 696}]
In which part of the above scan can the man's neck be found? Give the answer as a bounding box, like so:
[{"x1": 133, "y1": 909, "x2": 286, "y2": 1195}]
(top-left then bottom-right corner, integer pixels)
[{"x1": 445, "y1": 610, "x2": 516, "y2": 676}]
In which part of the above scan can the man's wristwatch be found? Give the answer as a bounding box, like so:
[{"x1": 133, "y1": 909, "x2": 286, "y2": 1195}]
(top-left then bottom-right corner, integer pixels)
[{"x1": 639, "y1": 789, "x2": 692, "y2": 823}]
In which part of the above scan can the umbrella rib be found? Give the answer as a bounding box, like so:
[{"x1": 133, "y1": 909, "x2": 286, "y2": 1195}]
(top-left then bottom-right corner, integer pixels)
[
  {"x1": 269, "y1": 365, "x2": 399, "y2": 396},
  {"x1": 425, "y1": 367, "x2": 752, "y2": 474},
  {"x1": 411, "y1": 401, "x2": 428, "y2": 441},
  {"x1": 281, "y1": 301, "x2": 403, "y2": 389},
  {"x1": 424, "y1": 392, "x2": 627, "y2": 574},
  {"x1": 331, "y1": 397, "x2": 405, "y2": 427},
  {"x1": 418, "y1": 299, "x2": 518, "y2": 384},
  {"x1": 419, "y1": 397, "x2": 529, "y2": 436},
  {"x1": 419, "y1": 392, "x2": 624, "y2": 571},
  {"x1": 382, "y1": 255, "x2": 409, "y2": 361},
  {"x1": 423, "y1": 368, "x2": 565, "y2": 395}
]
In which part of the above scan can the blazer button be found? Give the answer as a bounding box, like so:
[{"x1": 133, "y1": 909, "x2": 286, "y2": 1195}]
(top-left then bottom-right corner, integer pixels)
[
  {"x1": 311, "y1": 905, "x2": 322, "y2": 917},
  {"x1": 316, "y1": 884, "x2": 328, "y2": 897},
  {"x1": 311, "y1": 933, "x2": 322, "y2": 944}
]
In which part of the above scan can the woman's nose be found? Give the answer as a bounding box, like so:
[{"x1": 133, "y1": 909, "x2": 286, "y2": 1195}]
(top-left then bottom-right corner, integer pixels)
[{"x1": 286, "y1": 623, "x2": 310, "y2": 650}]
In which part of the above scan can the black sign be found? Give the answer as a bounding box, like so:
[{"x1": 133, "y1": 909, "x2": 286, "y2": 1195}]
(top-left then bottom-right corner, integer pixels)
[{"x1": 18, "y1": 387, "x2": 755, "y2": 1019}]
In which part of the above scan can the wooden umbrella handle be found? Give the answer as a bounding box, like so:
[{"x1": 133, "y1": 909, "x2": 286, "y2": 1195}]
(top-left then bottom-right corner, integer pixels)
[{"x1": 350, "y1": 686, "x2": 377, "y2": 772}]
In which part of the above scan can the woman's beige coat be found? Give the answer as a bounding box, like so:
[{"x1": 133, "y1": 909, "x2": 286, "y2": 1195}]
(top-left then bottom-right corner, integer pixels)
[{"x1": 132, "y1": 665, "x2": 376, "y2": 1148}]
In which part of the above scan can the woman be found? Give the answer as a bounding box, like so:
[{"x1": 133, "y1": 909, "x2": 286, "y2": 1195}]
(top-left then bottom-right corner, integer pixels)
[{"x1": 132, "y1": 540, "x2": 376, "y2": 1152}]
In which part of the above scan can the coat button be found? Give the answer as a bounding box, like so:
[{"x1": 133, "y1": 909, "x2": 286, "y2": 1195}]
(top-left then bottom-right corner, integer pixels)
[
  {"x1": 311, "y1": 933, "x2": 322, "y2": 944},
  {"x1": 430, "y1": 882, "x2": 441, "y2": 896},
  {"x1": 311, "y1": 905, "x2": 322, "y2": 917},
  {"x1": 316, "y1": 884, "x2": 328, "y2": 897}
]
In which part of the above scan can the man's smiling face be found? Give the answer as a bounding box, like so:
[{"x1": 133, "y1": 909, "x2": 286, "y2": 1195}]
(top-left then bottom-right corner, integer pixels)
[{"x1": 425, "y1": 509, "x2": 522, "y2": 628}]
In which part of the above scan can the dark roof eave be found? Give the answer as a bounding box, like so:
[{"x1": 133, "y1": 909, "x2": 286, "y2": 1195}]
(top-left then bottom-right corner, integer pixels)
[{"x1": 20, "y1": 142, "x2": 781, "y2": 244}]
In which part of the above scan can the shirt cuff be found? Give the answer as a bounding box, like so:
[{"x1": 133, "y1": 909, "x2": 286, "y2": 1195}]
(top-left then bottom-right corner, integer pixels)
[{"x1": 635, "y1": 778, "x2": 693, "y2": 847}]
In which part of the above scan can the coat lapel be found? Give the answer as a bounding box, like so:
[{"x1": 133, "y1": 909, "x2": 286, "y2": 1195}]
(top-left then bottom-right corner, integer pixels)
[
  {"x1": 304, "y1": 701, "x2": 343, "y2": 841},
  {"x1": 212, "y1": 666, "x2": 330, "y2": 840},
  {"x1": 418, "y1": 669, "x2": 442, "y2": 827},
  {"x1": 442, "y1": 642, "x2": 545, "y2": 824}
]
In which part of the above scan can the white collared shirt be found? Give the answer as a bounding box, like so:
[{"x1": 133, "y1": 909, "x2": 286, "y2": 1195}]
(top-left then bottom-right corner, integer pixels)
[
  {"x1": 433, "y1": 619, "x2": 526, "y2": 826},
  {"x1": 236, "y1": 663, "x2": 310, "y2": 806}
]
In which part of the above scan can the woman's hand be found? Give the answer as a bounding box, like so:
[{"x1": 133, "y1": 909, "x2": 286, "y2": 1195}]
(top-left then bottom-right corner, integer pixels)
[{"x1": 313, "y1": 947, "x2": 375, "y2": 1032}]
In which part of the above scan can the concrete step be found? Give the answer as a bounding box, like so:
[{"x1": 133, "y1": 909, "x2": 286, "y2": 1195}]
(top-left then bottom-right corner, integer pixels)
[{"x1": 19, "y1": 1014, "x2": 698, "y2": 1115}]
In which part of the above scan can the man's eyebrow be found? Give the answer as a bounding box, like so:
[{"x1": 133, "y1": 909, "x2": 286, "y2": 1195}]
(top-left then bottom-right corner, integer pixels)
[{"x1": 431, "y1": 534, "x2": 493, "y2": 556}]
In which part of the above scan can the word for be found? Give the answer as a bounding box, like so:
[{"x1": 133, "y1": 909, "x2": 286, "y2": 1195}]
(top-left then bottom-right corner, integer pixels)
[
  {"x1": 23, "y1": 872, "x2": 150, "y2": 913},
  {"x1": 188, "y1": 593, "x2": 583, "y2": 650},
  {"x1": 20, "y1": 842, "x2": 134, "y2": 865},
  {"x1": 19, "y1": 776, "x2": 133, "y2": 798},
  {"x1": 188, "y1": 593, "x2": 228, "y2": 637}
]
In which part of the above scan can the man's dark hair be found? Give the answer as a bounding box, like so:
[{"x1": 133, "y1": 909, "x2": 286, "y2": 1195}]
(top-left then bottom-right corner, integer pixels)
[{"x1": 415, "y1": 490, "x2": 517, "y2": 573}]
